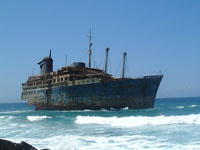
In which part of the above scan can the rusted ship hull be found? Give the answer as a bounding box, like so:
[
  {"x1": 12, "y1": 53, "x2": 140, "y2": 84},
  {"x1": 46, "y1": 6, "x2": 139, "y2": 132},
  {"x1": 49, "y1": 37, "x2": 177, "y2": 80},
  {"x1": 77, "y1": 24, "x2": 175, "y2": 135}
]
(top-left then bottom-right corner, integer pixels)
[{"x1": 23, "y1": 75, "x2": 163, "y2": 110}]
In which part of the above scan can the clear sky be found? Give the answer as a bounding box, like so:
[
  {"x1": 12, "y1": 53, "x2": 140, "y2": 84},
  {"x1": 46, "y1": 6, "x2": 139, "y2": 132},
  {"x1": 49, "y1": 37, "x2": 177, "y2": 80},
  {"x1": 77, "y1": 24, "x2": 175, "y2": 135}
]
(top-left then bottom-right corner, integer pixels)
[{"x1": 0, "y1": 0, "x2": 200, "y2": 102}]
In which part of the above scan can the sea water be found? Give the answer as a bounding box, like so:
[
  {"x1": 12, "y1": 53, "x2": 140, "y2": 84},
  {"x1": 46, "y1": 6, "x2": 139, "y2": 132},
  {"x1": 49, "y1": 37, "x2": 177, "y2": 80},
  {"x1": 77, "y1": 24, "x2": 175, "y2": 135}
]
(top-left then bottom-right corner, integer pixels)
[{"x1": 0, "y1": 97, "x2": 200, "y2": 150}]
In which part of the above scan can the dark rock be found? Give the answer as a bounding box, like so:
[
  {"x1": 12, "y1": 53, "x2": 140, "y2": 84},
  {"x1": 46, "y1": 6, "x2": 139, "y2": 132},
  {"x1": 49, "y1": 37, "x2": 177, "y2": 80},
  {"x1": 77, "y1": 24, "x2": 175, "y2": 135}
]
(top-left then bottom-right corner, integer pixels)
[{"x1": 0, "y1": 139, "x2": 49, "y2": 150}]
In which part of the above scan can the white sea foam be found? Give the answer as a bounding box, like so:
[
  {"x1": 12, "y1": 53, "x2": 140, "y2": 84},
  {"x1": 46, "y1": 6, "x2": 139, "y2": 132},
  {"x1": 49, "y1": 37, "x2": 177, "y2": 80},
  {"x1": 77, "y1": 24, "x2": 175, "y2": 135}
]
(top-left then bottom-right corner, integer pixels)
[
  {"x1": 6, "y1": 135, "x2": 159, "y2": 150},
  {"x1": 83, "y1": 109, "x2": 93, "y2": 112},
  {"x1": 27, "y1": 116, "x2": 52, "y2": 122},
  {"x1": 122, "y1": 106, "x2": 129, "y2": 110},
  {"x1": 0, "y1": 110, "x2": 33, "y2": 114},
  {"x1": 176, "y1": 106, "x2": 184, "y2": 109},
  {"x1": 100, "y1": 108, "x2": 110, "y2": 112},
  {"x1": 55, "y1": 109, "x2": 95, "y2": 113},
  {"x1": 7, "y1": 134, "x2": 200, "y2": 150},
  {"x1": 0, "y1": 116, "x2": 15, "y2": 120},
  {"x1": 75, "y1": 114, "x2": 200, "y2": 127},
  {"x1": 0, "y1": 116, "x2": 6, "y2": 119},
  {"x1": 189, "y1": 105, "x2": 198, "y2": 108}
]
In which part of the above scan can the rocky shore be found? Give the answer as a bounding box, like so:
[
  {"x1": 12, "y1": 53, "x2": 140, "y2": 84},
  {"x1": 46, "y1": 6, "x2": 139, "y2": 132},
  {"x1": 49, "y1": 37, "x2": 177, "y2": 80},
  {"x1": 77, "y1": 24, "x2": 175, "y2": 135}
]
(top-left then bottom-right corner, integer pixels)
[{"x1": 0, "y1": 139, "x2": 49, "y2": 150}]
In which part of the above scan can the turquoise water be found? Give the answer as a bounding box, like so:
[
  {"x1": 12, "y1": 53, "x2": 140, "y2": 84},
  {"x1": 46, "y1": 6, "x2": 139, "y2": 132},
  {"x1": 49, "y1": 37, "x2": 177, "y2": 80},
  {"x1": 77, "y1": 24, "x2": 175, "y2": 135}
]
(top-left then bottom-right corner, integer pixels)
[{"x1": 0, "y1": 97, "x2": 200, "y2": 150}]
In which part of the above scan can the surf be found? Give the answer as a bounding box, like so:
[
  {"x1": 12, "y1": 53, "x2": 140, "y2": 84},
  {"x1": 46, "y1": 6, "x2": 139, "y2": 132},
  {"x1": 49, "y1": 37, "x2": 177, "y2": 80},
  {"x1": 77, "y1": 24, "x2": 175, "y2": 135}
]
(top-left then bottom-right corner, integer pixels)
[
  {"x1": 27, "y1": 116, "x2": 52, "y2": 122},
  {"x1": 75, "y1": 114, "x2": 200, "y2": 127}
]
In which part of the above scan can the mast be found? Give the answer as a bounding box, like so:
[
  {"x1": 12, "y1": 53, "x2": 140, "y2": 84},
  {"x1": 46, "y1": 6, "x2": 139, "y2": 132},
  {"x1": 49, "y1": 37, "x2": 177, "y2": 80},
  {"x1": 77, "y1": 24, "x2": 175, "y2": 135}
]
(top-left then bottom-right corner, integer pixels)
[
  {"x1": 49, "y1": 49, "x2": 51, "y2": 58},
  {"x1": 122, "y1": 52, "x2": 127, "y2": 78},
  {"x1": 104, "y1": 48, "x2": 109, "y2": 74},
  {"x1": 88, "y1": 29, "x2": 93, "y2": 68}
]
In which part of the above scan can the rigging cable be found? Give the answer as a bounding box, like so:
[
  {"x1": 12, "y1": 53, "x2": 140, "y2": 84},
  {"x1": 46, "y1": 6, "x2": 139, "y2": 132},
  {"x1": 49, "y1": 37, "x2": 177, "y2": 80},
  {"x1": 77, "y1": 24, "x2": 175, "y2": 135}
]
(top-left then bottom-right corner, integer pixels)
[
  {"x1": 81, "y1": 50, "x2": 89, "y2": 62},
  {"x1": 108, "y1": 54, "x2": 112, "y2": 75},
  {"x1": 114, "y1": 57, "x2": 123, "y2": 77},
  {"x1": 98, "y1": 53, "x2": 105, "y2": 70},
  {"x1": 91, "y1": 55, "x2": 96, "y2": 68},
  {"x1": 126, "y1": 56, "x2": 130, "y2": 78}
]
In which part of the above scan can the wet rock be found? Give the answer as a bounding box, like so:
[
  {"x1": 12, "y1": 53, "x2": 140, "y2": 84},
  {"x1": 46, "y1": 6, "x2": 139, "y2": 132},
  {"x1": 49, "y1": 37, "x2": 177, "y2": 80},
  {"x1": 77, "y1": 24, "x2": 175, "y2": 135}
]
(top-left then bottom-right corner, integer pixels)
[{"x1": 0, "y1": 139, "x2": 50, "y2": 150}]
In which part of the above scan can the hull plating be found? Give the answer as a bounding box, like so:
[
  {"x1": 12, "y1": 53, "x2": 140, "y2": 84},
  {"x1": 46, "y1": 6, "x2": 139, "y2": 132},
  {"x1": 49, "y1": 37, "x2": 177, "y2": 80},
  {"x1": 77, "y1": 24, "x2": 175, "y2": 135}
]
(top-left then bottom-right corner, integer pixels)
[{"x1": 23, "y1": 75, "x2": 163, "y2": 110}]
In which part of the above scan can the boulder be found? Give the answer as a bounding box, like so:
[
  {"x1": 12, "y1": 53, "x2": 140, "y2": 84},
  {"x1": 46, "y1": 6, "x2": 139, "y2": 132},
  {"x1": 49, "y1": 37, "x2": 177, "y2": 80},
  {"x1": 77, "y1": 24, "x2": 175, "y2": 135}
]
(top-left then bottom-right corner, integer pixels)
[{"x1": 0, "y1": 139, "x2": 49, "y2": 150}]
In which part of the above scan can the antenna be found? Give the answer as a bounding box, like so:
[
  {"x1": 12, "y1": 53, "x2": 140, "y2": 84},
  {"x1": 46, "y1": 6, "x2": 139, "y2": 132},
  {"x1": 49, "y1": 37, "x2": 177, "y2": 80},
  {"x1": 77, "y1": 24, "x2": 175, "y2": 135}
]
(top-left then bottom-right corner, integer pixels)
[
  {"x1": 88, "y1": 29, "x2": 93, "y2": 68},
  {"x1": 122, "y1": 52, "x2": 127, "y2": 78},
  {"x1": 65, "y1": 55, "x2": 67, "y2": 67}
]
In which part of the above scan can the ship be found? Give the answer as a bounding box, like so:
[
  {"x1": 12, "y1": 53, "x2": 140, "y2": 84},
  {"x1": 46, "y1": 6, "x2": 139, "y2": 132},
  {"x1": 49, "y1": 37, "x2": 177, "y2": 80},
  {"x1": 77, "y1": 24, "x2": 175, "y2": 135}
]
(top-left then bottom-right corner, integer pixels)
[{"x1": 21, "y1": 32, "x2": 163, "y2": 110}]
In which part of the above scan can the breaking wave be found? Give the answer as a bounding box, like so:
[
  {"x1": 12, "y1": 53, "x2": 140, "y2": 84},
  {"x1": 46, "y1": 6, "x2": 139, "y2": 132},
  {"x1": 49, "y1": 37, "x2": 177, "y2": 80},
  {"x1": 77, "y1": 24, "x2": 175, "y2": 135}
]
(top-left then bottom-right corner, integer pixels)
[
  {"x1": 122, "y1": 106, "x2": 129, "y2": 110},
  {"x1": 75, "y1": 114, "x2": 200, "y2": 127},
  {"x1": 189, "y1": 105, "x2": 198, "y2": 108},
  {"x1": 7, "y1": 134, "x2": 200, "y2": 150},
  {"x1": 0, "y1": 110, "x2": 33, "y2": 114},
  {"x1": 176, "y1": 106, "x2": 184, "y2": 109},
  {"x1": 0, "y1": 116, "x2": 6, "y2": 119},
  {"x1": 0, "y1": 116, "x2": 15, "y2": 120},
  {"x1": 5, "y1": 135, "x2": 158, "y2": 150},
  {"x1": 27, "y1": 116, "x2": 52, "y2": 122}
]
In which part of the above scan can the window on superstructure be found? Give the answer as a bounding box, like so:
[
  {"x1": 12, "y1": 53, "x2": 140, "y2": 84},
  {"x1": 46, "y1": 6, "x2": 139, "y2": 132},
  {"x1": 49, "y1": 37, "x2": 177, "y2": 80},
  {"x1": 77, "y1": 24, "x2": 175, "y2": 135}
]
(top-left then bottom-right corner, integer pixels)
[
  {"x1": 57, "y1": 79, "x2": 60, "y2": 82},
  {"x1": 61, "y1": 78, "x2": 63, "y2": 81},
  {"x1": 65, "y1": 77, "x2": 67, "y2": 80}
]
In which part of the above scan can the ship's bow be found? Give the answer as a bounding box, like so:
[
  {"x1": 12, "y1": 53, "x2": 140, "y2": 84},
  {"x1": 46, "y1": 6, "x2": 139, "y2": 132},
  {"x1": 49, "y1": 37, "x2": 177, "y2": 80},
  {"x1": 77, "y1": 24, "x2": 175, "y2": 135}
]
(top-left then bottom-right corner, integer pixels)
[{"x1": 128, "y1": 75, "x2": 163, "y2": 109}]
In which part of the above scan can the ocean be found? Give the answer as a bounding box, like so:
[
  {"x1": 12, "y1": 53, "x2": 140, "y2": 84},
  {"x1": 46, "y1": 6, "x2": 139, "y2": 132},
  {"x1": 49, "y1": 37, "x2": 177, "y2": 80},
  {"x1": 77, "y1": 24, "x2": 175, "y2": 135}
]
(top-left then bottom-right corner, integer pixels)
[{"x1": 0, "y1": 97, "x2": 200, "y2": 150}]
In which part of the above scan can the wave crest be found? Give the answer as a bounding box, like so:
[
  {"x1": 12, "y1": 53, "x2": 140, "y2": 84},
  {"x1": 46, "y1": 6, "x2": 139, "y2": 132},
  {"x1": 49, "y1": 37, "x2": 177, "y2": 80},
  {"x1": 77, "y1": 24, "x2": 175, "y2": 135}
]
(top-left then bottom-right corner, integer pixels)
[
  {"x1": 75, "y1": 114, "x2": 200, "y2": 127},
  {"x1": 27, "y1": 116, "x2": 52, "y2": 122},
  {"x1": 189, "y1": 105, "x2": 198, "y2": 108},
  {"x1": 0, "y1": 110, "x2": 33, "y2": 114},
  {"x1": 0, "y1": 116, "x2": 15, "y2": 120},
  {"x1": 176, "y1": 106, "x2": 184, "y2": 109}
]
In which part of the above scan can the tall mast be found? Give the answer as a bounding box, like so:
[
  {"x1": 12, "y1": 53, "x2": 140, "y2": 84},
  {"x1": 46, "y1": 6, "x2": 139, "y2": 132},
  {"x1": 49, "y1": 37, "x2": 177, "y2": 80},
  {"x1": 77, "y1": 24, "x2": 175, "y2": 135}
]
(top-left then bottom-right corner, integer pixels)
[
  {"x1": 49, "y1": 49, "x2": 51, "y2": 58},
  {"x1": 122, "y1": 52, "x2": 127, "y2": 78},
  {"x1": 88, "y1": 29, "x2": 93, "y2": 68},
  {"x1": 104, "y1": 48, "x2": 109, "y2": 75}
]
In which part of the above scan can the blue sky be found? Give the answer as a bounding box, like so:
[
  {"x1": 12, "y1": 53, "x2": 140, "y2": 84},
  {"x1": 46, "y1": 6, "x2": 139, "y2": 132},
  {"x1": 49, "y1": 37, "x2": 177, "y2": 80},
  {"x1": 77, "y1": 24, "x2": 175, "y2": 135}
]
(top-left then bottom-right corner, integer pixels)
[{"x1": 0, "y1": 0, "x2": 200, "y2": 102}]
